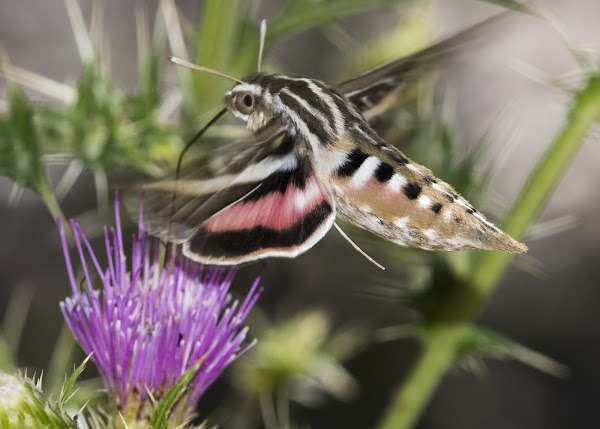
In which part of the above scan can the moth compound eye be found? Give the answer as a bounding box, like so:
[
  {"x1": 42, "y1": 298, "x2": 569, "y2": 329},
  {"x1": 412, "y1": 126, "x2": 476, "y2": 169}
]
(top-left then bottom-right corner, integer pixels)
[{"x1": 235, "y1": 92, "x2": 254, "y2": 115}]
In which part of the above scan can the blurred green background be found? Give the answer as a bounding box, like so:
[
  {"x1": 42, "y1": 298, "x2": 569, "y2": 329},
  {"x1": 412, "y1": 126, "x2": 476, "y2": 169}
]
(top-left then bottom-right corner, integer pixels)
[{"x1": 1, "y1": 0, "x2": 600, "y2": 428}]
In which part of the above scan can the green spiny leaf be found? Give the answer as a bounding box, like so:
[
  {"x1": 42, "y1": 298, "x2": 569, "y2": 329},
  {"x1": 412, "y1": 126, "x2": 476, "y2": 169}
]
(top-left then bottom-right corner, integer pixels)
[
  {"x1": 0, "y1": 335, "x2": 16, "y2": 373},
  {"x1": 149, "y1": 359, "x2": 203, "y2": 428},
  {"x1": 0, "y1": 371, "x2": 79, "y2": 429},
  {"x1": 58, "y1": 354, "x2": 92, "y2": 407},
  {"x1": 194, "y1": 0, "x2": 248, "y2": 106},
  {"x1": 479, "y1": 0, "x2": 536, "y2": 14},
  {"x1": 457, "y1": 325, "x2": 568, "y2": 377},
  {"x1": 268, "y1": 0, "x2": 404, "y2": 42},
  {"x1": 0, "y1": 87, "x2": 44, "y2": 189}
]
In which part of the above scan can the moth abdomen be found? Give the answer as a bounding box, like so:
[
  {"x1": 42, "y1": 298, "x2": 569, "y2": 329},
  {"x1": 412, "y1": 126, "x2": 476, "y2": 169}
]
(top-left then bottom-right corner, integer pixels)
[
  {"x1": 374, "y1": 162, "x2": 395, "y2": 182},
  {"x1": 328, "y1": 134, "x2": 526, "y2": 254}
]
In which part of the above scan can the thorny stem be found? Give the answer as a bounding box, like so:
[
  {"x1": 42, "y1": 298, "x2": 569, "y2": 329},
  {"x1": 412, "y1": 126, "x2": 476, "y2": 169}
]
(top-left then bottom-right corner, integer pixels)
[{"x1": 378, "y1": 73, "x2": 600, "y2": 429}]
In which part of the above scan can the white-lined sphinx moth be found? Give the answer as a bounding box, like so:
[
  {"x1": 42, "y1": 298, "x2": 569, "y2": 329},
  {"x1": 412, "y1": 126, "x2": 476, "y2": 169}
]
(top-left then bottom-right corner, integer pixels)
[{"x1": 141, "y1": 19, "x2": 527, "y2": 266}]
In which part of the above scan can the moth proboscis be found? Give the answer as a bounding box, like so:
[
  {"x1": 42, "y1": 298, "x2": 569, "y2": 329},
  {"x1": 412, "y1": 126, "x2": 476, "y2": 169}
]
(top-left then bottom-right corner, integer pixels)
[{"x1": 138, "y1": 16, "x2": 528, "y2": 267}]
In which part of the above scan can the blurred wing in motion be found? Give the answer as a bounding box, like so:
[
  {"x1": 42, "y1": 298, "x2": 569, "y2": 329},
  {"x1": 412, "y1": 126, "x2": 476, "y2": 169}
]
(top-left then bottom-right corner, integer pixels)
[
  {"x1": 138, "y1": 121, "x2": 335, "y2": 265},
  {"x1": 336, "y1": 15, "x2": 502, "y2": 122}
]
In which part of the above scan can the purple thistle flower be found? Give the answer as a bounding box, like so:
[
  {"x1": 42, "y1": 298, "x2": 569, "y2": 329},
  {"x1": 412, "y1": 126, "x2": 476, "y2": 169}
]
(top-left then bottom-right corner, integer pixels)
[{"x1": 58, "y1": 195, "x2": 262, "y2": 419}]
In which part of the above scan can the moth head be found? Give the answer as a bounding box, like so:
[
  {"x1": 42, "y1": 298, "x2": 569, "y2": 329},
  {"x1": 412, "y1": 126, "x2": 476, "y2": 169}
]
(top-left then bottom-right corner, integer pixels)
[{"x1": 224, "y1": 74, "x2": 273, "y2": 131}]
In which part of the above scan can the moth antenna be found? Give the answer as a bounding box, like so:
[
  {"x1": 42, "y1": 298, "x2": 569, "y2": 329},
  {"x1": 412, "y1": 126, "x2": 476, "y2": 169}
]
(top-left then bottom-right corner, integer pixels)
[
  {"x1": 169, "y1": 56, "x2": 244, "y2": 84},
  {"x1": 334, "y1": 222, "x2": 386, "y2": 271},
  {"x1": 257, "y1": 19, "x2": 267, "y2": 73}
]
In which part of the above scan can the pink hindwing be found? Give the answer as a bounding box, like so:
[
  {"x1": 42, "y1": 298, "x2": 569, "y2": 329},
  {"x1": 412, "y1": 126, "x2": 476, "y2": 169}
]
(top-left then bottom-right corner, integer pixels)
[{"x1": 184, "y1": 160, "x2": 335, "y2": 264}]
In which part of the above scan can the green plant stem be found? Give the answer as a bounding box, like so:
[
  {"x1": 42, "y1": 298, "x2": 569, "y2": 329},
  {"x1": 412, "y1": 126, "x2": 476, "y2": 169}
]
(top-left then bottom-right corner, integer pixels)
[
  {"x1": 378, "y1": 73, "x2": 600, "y2": 429},
  {"x1": 46, "y1": 324, "x2": 77, "y2": 395},
  {"x1": 194, "y1": 0, "x2": 244, "y2": 105},
  {"x1": 472, "y1": 74, "x2": 600, "y2": 289},
  {"x1": 38, "y1": 181, "x2": 67, "y2": 229}
]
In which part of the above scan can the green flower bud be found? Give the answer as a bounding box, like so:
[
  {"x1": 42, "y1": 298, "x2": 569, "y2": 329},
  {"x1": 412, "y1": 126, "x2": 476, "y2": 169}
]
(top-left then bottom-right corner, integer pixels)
[{"x1": 0, "y1": 371, "x2": 77, "y2": 429}]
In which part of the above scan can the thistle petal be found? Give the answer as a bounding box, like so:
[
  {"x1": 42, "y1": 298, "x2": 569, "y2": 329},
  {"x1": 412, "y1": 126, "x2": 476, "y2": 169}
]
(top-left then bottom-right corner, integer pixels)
[{"x1": 59, "y1": 194, "x2": 262, "y2": 420}]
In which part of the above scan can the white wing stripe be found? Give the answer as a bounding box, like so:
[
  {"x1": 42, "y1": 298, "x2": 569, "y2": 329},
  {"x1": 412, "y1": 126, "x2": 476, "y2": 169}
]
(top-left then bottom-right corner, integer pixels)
[{"x1": 350, "y1": 156, "x2": 380, "y2": 188}]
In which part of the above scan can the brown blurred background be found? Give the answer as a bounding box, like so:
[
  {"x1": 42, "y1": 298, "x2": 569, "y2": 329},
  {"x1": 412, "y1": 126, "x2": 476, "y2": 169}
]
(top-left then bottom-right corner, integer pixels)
[{"x1": 1, "y1": 0, "x2": 600, "y2": 428}]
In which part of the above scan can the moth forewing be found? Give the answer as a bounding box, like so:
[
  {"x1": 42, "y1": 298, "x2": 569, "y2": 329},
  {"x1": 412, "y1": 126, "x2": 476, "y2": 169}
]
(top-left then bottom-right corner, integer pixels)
[{"x1": 336, "y1": 13, "x2": 509, "y2": 123}]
